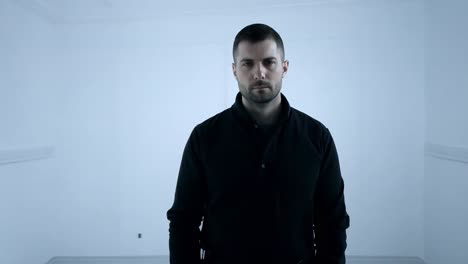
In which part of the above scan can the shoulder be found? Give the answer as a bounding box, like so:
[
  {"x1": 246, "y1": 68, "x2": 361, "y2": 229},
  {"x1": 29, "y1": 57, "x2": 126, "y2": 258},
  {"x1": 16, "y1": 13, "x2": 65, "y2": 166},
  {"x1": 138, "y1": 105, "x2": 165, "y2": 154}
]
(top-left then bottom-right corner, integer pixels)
[
  {"x1": 290, "y1": 107, "x2": 330, "y2": 135},
  {"x1": 189, "y1": 108, "x2": 232, "y2": 140},
  {"x1": 196, "y1": 108, "x2": 231, "y2": 130},
  {"x1": 289, "y1": 107, "x2": 334, "y2": 153}
]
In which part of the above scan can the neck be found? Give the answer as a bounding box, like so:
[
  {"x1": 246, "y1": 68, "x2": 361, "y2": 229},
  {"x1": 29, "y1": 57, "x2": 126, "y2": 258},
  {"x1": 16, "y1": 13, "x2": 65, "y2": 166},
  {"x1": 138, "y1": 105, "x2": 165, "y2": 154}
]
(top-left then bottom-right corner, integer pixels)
[{"x1": 242, "y1": 93, "x2": 282, "y2": 126}]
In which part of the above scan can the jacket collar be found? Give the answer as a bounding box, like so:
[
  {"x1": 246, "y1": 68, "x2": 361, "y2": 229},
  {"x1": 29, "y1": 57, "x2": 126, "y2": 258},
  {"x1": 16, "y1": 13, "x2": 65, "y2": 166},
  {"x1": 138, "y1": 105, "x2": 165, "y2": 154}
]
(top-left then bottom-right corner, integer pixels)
[{"x1": 231, "y1": 92, "x2": 291, "y2": 127}]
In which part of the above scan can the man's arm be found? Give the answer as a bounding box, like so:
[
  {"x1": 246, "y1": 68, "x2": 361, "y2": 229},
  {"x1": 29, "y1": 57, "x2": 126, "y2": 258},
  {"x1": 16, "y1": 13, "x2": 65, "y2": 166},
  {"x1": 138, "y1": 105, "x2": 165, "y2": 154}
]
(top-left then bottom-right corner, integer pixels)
[
  {"x1": 313, "y1": 128, "x2": 350, "y2": 264},
  {"x1": 167, "y1": 128, "x2": 205, "y2": 264}
]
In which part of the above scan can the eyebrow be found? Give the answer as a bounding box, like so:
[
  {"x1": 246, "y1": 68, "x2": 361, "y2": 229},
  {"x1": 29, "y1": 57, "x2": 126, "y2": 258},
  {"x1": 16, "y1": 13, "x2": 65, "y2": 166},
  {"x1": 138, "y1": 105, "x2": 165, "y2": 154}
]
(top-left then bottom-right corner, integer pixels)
[
  {"x1": 239, "y1": 57, "x2": 278, "y2": 63},
  {"x1": 239, "y1": 58, "x2": 253, "y2": 63}
]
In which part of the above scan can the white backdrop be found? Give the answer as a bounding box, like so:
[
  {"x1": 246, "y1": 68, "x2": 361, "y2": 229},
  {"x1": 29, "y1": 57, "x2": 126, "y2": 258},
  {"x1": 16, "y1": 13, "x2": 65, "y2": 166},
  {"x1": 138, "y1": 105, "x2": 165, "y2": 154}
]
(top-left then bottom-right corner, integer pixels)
[{"x1": 0, "y1": 0, "x2": 431, "y2": 263}]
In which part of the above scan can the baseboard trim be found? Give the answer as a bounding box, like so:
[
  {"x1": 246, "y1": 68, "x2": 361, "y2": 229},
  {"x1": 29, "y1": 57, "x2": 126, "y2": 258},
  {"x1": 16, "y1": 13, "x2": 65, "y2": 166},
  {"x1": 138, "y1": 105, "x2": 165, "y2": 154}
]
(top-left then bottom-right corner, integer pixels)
[
  {"x1": 46, "y1": 255, "x2": 425, "y2": 264},
  {"x1": 347, "y1": 255, "x2": 425, "y2": 264},
  {"x1": 425, "y1": 142, "x2": 468, "y2": 164},
  {"x1": 0, "y1": 145, "x2": 55, "y2": 165},
  {"x1": 47, "y1": 256, "x2": 169, "y2": 264}
]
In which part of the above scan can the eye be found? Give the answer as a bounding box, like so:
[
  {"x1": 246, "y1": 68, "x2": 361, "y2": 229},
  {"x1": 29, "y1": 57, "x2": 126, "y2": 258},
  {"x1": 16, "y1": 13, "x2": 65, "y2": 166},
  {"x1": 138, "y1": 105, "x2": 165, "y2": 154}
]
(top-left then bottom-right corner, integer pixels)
[
  {"x1": 265, "y1": 60, "x2": 276, "y2": 66},
  {"x1": 242, "y1": 61, "x2": 252, "y2": 67}
]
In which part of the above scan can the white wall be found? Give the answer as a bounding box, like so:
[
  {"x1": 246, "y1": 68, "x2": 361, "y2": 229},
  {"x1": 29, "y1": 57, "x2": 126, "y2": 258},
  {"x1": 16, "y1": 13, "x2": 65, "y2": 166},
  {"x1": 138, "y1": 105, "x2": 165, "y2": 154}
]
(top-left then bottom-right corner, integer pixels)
[
  {"x1": 53, "y1": 18, "x2": 228, "y2": 256},
  {"x1": 0, "y1": 1, "x2": 61, "y2": 264},
  {"x1": 1, "y1": 0, "x2": 427, "y2": 263},
  {"x1": 57, "y1": 0, "x2": 426, "y2": 258},
  {"x1": 424, "y1": 0, "x2": 468, "y2": 264}
]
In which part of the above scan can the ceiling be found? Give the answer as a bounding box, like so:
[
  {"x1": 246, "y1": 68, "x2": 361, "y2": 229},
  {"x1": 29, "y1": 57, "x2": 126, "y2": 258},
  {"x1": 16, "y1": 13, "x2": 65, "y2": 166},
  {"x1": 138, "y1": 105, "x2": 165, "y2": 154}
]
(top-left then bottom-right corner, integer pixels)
[{"x1": 11, "y1": 0, "x2": 346, "y2": 24}]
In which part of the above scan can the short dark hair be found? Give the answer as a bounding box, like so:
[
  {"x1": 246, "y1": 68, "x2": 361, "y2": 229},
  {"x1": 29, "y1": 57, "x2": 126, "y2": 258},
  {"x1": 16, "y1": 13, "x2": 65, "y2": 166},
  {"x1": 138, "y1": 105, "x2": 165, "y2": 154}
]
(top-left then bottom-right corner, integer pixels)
[{"x1": 232, "y1": 23, "x2": 285, "y2": 63}]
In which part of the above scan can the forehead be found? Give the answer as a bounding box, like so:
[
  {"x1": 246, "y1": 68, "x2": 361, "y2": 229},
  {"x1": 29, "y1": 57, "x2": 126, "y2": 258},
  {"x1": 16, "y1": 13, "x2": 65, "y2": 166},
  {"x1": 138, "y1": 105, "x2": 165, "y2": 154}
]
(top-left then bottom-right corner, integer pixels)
[{"x1": 236, "y1": 39, "x2": 282, "y2": 61}]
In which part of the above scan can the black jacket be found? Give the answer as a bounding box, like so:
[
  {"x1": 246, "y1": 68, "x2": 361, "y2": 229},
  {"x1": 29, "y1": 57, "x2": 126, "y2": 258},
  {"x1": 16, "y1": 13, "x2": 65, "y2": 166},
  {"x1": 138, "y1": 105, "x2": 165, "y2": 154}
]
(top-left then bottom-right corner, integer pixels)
[{"x1": 167, "y1": 93, "x2": 350, "y2": 264}]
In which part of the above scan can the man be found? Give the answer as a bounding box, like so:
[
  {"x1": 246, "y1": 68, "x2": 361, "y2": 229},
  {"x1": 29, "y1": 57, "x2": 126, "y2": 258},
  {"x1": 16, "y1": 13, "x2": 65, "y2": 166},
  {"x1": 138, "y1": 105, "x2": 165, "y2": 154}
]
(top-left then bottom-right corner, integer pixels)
[{"x1": 167, "y1": 23, "x2": 350, "y2": 264}]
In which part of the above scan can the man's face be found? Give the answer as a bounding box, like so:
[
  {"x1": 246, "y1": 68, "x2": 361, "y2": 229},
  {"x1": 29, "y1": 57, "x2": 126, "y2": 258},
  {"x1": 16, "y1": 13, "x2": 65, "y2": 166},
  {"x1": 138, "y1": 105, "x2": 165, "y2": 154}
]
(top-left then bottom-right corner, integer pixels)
[{"x1": 232, "y1": 39, "x2": 288, "y2": 105}]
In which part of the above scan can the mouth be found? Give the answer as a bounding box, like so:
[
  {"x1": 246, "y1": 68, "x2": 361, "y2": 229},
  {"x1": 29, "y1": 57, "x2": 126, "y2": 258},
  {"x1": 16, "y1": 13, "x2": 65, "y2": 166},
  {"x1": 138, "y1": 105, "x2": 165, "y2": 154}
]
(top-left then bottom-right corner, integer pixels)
[{"x1": 252, "y1": 85, "x2": 270, "y2": 89}]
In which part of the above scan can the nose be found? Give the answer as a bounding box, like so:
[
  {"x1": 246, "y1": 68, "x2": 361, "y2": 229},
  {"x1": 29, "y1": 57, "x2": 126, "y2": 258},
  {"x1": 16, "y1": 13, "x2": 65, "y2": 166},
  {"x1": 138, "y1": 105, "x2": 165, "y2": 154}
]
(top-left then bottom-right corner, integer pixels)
[{"x1": 253, "y1": 63, "x2": 266, "y2": 80}]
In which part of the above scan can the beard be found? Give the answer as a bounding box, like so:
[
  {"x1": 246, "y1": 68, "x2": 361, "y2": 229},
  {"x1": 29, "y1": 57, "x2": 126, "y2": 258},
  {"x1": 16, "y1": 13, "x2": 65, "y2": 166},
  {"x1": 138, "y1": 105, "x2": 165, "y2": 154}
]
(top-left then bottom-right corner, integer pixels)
[{"x1": 239, "y1": 80, "x2": 282, "y2": 104}]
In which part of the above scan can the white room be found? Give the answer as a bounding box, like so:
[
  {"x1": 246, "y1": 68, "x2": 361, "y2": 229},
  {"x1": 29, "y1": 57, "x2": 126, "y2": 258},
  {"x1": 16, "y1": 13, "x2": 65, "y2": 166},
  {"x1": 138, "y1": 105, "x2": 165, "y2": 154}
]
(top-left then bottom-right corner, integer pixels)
[{"x1": 0, "y1": 0, "x2": 467, "y2": 264}]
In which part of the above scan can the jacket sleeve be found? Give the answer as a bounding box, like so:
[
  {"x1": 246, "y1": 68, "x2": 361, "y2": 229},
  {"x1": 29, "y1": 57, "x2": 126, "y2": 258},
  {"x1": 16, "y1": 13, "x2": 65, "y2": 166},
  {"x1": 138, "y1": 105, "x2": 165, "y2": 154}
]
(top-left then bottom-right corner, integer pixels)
[
  {"x1": 312, "y1": 128, "x2": 350, "y2": 264},
  {"x1": 167, "y1": 128, "x2": 205, "y2": 264}
]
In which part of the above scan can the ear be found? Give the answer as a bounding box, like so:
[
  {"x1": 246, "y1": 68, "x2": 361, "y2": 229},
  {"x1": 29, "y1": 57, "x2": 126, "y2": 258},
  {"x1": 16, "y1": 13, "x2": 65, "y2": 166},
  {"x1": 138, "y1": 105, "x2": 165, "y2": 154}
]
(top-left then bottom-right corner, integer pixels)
[
  {"x1": 282, "y1": 60, "x2": 289, "y2": 78},
  {"x1": 232, "y1": 62, "x2": 237, "y2": 78}
]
